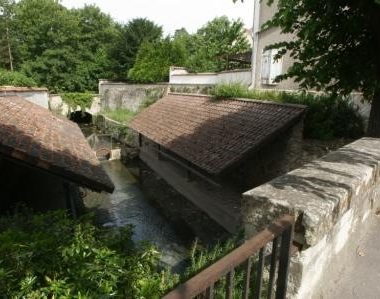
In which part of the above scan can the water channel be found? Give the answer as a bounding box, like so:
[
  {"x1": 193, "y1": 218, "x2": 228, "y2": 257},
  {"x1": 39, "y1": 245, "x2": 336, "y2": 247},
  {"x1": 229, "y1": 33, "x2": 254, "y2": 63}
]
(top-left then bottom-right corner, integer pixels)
[{"x1": 84, "y1": 159, "x2": 189, "y2": 272}]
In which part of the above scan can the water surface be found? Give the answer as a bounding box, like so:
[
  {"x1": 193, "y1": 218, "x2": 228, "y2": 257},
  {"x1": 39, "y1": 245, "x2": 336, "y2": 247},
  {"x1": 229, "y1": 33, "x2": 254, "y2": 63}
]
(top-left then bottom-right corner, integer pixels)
[{"x1": 84, "y1": 160, "x2": 188, "y2": 271}]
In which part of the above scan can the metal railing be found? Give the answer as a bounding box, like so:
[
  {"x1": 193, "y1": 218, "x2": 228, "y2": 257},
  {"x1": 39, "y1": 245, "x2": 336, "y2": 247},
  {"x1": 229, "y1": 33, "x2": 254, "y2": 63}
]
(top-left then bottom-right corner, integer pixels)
[{"x1": 163, "y1": 214, "x2": 295, "y2": 299}]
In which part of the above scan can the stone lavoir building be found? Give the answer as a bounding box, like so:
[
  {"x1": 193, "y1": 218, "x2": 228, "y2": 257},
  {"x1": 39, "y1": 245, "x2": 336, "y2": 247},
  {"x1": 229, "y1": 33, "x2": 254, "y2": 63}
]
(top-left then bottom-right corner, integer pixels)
[
  {"x1": 0, "y1": 96, "x2": 114, "y2": 213},
  {"x1": 130, "y1": 93, "x2": 306, "y2": 234}
]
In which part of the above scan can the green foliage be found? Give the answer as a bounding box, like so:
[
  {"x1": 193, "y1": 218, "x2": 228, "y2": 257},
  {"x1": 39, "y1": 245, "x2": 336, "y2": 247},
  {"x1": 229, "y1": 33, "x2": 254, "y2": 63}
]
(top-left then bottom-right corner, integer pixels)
[
  {"x1": 0, "y1": 0, "x2": 16, "y2": 70},
  {"x1": 184, "y1": 16, "x2": 251, "y2": 72},
  {"x1": 103, "y1": 108, "x2": 137, "y2": 124},
  {"x1": 128, "y1": 38, "x2": 186, "y2": 83},
  {"x1": 211, "y1": 83, "x2": 364, "y2": 140},
  {"x1": 0, "y1": 68, "x2": 36, "y2": 86},
  {"x1": 259, "y1": 0, "x2": 380, "y2": 136},
  {"x1": 127, "y1": 16, "x2": 251, "y2": 83},
  {"x1": 110, "y1": 18, "x2": 163, "y2": 79},
  {"x1": 9, "y1": 0, "x2": 119, "y2": 92},
  {"x1": 181, "y1": 235, "x2": 266, "y2": 299},
  {"x1": 0, "y1": 209, "x2": 178, "y2": 298},
  {"x1": 262, "y1": 0, "x2": 380, "y2": 99},
  {"x1": 60, "y1": 92, "x2": 94, "y2": 111}
]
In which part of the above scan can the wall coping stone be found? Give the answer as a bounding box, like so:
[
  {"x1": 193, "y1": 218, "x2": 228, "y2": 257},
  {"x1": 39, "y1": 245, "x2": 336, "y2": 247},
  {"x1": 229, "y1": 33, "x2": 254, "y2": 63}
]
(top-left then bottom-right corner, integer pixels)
[
  {"x1": 0, "y1": 86, "x2": 48, "y2": 92},
  {"x1": 243, "y1": 137, "x2": 380, "y2": 247}
]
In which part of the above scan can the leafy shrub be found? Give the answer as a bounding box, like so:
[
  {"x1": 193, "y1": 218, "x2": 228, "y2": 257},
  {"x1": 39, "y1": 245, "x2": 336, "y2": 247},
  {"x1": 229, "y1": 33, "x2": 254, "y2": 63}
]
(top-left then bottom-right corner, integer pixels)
[
  {"x1": 0, "y1": 69, "x2": 37, "y2": 87},
  {"x1": 210, "y1": 83, "x2": 364, "y2": 140},
  {"x1": 0, "y1": 209, "x2": 178, "y2": 298},
  {"x1": 61, "y1": 92, "x2": 95, "y2": 111}
]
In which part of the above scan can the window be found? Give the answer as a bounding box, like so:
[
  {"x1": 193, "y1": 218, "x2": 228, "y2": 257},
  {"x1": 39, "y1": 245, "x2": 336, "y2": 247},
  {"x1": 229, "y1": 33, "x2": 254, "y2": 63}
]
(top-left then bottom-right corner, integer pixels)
[{"x1": 260, "y1": 49, "x2": 282, "y2": 85}]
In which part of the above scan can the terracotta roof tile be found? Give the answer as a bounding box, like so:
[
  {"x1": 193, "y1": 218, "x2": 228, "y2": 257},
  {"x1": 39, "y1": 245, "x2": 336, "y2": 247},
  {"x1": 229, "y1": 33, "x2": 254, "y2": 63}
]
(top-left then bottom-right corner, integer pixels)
[
  {"x1": 130, "y1": 93, "x2": 306, "y2": 175},
  {"x1": 0, "y1": 96, "x2": 114, "y2": 192}
]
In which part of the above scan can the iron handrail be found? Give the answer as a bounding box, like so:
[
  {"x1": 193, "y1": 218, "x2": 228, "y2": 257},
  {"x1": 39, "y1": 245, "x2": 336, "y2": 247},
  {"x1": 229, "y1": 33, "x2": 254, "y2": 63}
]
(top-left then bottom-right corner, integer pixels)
[{"x1": 163, "y1": 214, "x2": 295, "y2": 299}]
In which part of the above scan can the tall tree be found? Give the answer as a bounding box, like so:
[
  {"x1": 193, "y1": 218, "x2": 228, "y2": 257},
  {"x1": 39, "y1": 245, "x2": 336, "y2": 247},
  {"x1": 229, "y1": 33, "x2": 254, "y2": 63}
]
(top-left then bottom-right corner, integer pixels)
[
  {"x1": 128, "y1": 38, "x2": 186, "y2": 83},
  {"x1": 110, "y1": 18, "x2": 162, "y2": 79},
  {"x1": 185, "y1": 16, "x2": 250, "y2": 72},
  {"x1": 0, "y1": 0, "x2": 15, "y2": 70},
  {"x1": 13, "y1": 0, "x2": 118, "y2": 92},
  {"x1": 241, "y1": 0, "x2": 380, "y2": 136}
]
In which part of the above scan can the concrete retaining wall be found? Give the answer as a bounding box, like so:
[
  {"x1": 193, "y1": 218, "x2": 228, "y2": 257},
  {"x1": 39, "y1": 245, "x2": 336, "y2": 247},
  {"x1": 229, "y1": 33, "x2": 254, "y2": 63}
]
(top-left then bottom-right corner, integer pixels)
[
  {"x1": 169, "y1": 67, "x2": 252, "y2": 86},
  {"x1": 242, "y1": 137, "x2": 380, "y2": 298},
  {"x1": 0, "y1": 87, "x2": 49, "y2": 109},
  {"x1": 49, "y1": 94, "x2": 101, "y2": 116},
  {"x1": 98, "y1": 80, "x2": 168, "y2": 112}
]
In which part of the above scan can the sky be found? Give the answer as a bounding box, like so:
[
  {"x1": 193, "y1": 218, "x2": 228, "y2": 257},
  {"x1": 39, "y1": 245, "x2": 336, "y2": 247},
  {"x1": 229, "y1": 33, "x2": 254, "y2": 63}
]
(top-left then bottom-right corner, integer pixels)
[{"x1": 60, "y1": 0, "x2": 254, "y2": 35}]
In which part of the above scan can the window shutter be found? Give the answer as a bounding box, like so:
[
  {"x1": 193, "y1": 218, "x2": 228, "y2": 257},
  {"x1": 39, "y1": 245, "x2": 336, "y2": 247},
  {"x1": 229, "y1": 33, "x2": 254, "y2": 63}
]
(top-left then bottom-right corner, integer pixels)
[
  {"x1": 260, "y1": 50, "x2": 271, "y2": 84},
  {"x1": 269, "y1": 49, "x2": 282, "y2": 85},
  {"x1": 260, "y1": 49, "x2": 282, "y2": 85}
]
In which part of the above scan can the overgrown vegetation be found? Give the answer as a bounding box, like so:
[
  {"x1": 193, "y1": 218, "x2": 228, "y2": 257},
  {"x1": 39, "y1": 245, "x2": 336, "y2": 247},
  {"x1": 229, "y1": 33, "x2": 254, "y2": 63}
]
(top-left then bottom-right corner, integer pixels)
[
  {"x1": 103, "y1": 108, "x2": 137, "y2": 124},
  {"x1": 0, "y1": 0, "x2": 250, "y2": 90},
  {"x1": 60, "y1": 92, "x2": 95, "y2": 111},
  {"x1": 0, "y1": 68, "x2": 37, "y2": 87},
  {"x1": 183, "y1": 235, "x2": 270, "y2": 298},
  {"x1": 211, "y1": 83, "x2": 364, "y2": 140},
  {"x1": 0, "y1": 209, "x2": 178, "y2": 298}
]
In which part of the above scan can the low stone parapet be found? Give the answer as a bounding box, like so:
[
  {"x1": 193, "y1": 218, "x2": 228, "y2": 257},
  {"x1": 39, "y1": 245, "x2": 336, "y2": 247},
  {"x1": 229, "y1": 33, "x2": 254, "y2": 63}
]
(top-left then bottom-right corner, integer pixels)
[{"x1": 243, "y1": 137, "x2": 380, "y2": 298}]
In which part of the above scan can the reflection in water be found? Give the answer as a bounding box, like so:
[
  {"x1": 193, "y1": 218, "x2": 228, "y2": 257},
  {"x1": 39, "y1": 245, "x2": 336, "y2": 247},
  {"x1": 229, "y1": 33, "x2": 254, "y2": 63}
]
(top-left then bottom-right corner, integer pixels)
[{"x1": 84, "y1": 160, "x2": 188, "y2": 272}]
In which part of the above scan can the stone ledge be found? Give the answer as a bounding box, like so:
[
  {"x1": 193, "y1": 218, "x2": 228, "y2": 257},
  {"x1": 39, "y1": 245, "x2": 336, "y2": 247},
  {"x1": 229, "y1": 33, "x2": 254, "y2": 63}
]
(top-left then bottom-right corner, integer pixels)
[{"x1": 243, "y1": 137, "x2": 380, "y2": 247}]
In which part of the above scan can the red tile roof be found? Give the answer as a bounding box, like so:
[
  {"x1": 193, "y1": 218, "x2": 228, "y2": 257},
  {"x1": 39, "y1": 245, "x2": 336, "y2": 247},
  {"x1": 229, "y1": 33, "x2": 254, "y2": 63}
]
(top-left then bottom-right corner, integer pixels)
[
  {"x1": 0, "y1": 96, "x2": 114, "y2": 192},
  {"x1": 130, "y1": 93, "x2": 306, "y2": 175}
]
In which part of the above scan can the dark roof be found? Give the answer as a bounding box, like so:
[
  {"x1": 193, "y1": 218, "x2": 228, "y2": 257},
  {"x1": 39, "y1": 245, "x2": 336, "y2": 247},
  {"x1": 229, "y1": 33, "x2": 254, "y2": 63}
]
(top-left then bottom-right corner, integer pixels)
[
  {"x1": 130, "y1": 93, "x2": 306, "y2": 175},
  {"x1": 0, "y1": 96, "x2": 114, "y2": 192}
]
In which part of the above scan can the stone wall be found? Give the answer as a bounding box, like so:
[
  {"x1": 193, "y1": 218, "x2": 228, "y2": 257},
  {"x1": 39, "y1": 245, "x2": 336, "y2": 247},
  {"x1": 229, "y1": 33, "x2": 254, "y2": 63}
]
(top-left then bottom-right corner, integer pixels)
[
  {"x1": 93, "y1": 114, "x2": 138, "y2": 147},
  {"x1": 242, "y1": 137, "x2": 380, "y2": 298},
  {"x1": 169, "y1": 67, "x2": 252, "y2": 86},
  {"x1": 226, "y1": 119, "x2": 304, "y2": 192},
  {"x1": 49, "y1": 94, "x2": 101, "y2": 116},
  {"x1": 0, "y1": 87, "x2": 49, "y2": 109},
  {"x1": 98, "y1": 80, "x2": 168, "y2": 112}
]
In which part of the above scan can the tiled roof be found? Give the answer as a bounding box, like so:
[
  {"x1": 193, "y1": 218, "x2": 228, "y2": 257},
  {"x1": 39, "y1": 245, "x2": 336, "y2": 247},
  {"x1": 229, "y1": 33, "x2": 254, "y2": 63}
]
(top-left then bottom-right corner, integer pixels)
[
  {"x1": 0, "y1": 86, "x2": 48, "y2": 92},
  {"x1": 0, "y1": 96, "x2": 114, "y2": 192},
  {"x1": 130, "y1": 93, "x2": 306, "y2": 175}
]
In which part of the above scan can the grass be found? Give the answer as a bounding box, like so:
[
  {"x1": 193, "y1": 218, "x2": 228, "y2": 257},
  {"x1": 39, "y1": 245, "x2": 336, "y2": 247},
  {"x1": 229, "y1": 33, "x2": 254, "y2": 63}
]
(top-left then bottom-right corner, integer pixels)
[
  {"x1": 102, "y1": 108, "x2": 137, "y2": 124},
  {"x1": 210, "y1": 83, "x2": 364, "y2": 140}
]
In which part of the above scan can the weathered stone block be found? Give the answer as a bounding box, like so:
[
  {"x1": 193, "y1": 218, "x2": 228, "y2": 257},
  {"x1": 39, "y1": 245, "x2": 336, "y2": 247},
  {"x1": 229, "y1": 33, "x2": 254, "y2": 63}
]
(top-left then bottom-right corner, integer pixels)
[{"x1": 243, "y1": 137, "x2": 380, "y2": 298}]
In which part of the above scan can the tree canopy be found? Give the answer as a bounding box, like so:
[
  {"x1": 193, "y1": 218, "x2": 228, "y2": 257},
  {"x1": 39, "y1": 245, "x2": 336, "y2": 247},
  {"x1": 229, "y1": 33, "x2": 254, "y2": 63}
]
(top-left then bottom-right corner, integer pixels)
[
  {"x1": 0, "y1": 0, "x2": 251, "y2": 92},
  {"x1": 128, "y1": 38, "x2": 186, "y2": 83},
  {"x1": 235, "y1": 0, "x2": 380, "y2": 136},
  {"x1": 185, "y1": 16, "x2": 251, "y2": 72}
]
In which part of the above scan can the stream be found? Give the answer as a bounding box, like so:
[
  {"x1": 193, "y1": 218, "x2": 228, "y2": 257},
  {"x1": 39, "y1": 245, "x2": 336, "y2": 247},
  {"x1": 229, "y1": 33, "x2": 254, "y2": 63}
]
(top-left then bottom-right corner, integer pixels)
[{"x1": 81, "y1": 131, "x2": 189, "y2": 272}]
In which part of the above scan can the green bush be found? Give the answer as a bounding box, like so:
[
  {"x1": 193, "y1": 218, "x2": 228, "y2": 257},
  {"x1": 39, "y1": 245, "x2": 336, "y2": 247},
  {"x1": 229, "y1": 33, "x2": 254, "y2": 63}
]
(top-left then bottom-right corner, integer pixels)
[
  {"x1": 210, "y1": 83, "x2": 364, "y2": 140},
  {"x1": 0, "y1": 209, "x2": 178, "y2": 298},
  {"x1": 0, "y1": 69, "x2": 37, "y2": 87},
  {"x1": 60, "y1": 93, "x2": 95, "y2": 111}
]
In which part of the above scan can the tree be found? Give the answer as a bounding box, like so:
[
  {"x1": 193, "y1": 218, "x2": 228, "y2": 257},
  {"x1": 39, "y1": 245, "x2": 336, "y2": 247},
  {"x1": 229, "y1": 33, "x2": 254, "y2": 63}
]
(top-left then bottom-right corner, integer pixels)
[
  {"x1": 185, "y1": 16, "x2": 250, "y2": 72},
  {"x1": 110, "y1": 18, "x2": 162, "y2": 79},
  {"x1": 128, "y1": 38, "x2": 186, "y2": 83},
  {"x1": 237, "y1": 0, "x2": 380, "y2": 136},
  {"x1": 12, "y1": 0, "x2": 119, "y2": 92},
  {"x1": 0, "y1": 0, "x2": 15, "y2": 70}
]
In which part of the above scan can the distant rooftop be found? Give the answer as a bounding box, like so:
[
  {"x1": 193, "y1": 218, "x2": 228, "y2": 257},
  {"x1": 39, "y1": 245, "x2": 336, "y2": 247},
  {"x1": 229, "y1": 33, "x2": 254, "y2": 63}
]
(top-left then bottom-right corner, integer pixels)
[
  {"x1": 0, "y1": 96, "x2": 114, "y2": 192},
  {"x1": 0, "y1": 86, "x2": 48, "y2": 92},
  {"x1": 130, "y1": 93, "x2": 306, "y2": 175}
]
